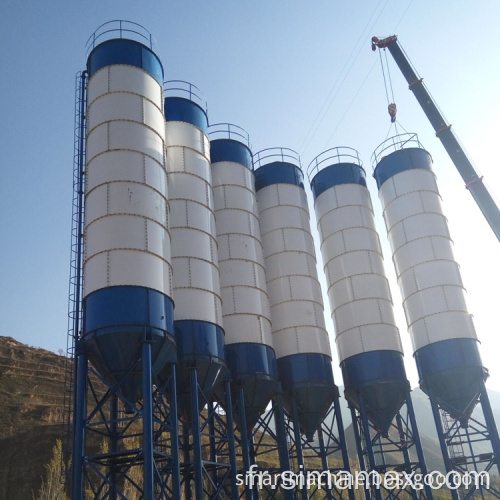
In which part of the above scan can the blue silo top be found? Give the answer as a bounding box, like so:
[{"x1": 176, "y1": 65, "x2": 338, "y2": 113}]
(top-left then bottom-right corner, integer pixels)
[
  {"x1": 87, "y1": 38, "x2": 164, "y2": 84},
  {"x1": 310, "y1": 162, "x2": 367, "y2": 200},
  {"x1": 164, "y1": 97, "x2": 208, "y2": 133},
  {"x1": 210, "y1": 139, "x2": 253, "y2": 170}
]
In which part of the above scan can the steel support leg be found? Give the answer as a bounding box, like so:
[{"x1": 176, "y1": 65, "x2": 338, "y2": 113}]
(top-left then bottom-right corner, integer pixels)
[
  {"x1": 71, "y1": 342, "x2": 88, "y2": 500},
  {"x1": 190, "y1": 369, "x2": 204, "y2": 500},
  {"x1": 142, "y1": 339, "x2": 154, "y2": 500}
]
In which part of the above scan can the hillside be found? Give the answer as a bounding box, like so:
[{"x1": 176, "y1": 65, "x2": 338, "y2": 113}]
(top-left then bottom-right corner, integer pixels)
[{"x1": 0, "y1": 336, "x2": 67, "y2": 499}]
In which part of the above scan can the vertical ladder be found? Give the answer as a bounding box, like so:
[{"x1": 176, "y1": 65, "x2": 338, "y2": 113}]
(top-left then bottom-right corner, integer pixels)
[{"x1": 62, "y1": 70, "x2": 86, "y2": 482}]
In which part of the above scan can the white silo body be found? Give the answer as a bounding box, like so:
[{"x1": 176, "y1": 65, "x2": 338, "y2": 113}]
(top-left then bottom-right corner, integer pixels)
[
  {"x1": 83, "y1": 36, "x2": 175, "y2": 402},
  {"x1": 209, "y1": 124, "x2": 277, "y2": 429},
  {"x1": 308, "y1": 148, "x2": 408, "y2": 434},
  {"x1": 373, "y1": 134, "x2": 484, "y2": 418},
  {"x1": 163, "y1": 82, "x2": 226, "y2": 404},
  {"x1": 254, "y1": 148, "x2": 335, "y2": 440}
]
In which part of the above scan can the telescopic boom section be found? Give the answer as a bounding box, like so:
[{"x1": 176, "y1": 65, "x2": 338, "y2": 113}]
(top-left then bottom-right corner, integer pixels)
[{"x1": 372, "y1": 35, "x2": 500, "y2": 243}]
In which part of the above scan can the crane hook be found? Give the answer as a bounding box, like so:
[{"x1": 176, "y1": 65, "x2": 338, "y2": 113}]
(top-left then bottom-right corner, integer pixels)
[{"x1": 388, "y1": 103, "x2": 397, "y2": 123}]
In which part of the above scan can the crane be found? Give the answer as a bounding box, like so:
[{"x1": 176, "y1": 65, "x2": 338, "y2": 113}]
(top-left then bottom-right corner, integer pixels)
[{"x1": 372, "y1": 35, "x2": 500, "y2": 243}]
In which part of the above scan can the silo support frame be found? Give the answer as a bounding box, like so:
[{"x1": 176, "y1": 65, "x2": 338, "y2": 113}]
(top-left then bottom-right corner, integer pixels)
[
  {"x1": 350, "y1": 393, "x2": 433, "y2": 500},
  {"x1": 70, "y1": 341, "x2": 180, "y2": 500},
  {"x1": 179, "y1": 371, "x2": 238, "y2": 500},
  {"x1": 428, "y1": 383, "x2": 500, "y2": 500}
]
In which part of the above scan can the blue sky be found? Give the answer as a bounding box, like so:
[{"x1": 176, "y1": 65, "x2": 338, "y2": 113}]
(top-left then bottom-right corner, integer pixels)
[{"x1": 1, "y1": 0, "x2": 499, "y2": 391}]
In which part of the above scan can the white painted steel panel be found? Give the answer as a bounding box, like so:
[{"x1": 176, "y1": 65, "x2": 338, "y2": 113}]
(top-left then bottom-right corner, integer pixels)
[
  {"x1": 410, "y1": 312, "x2": 477, "y2": 351},
  {"x1": 219, "y1": 260, "x2": 267, "y2": 289},
  {"x1": 259, "y1": 205, "x2": 310, "y2": 236},
  {"x1": 212, "y1": 162, "x2": 254, "y2": 191},
  {"x1": 173, "y1": 288, "x2": 222, "y2": 324},
  {"x1": 108, "y1": 66, "x2": 163, "y2": 106},
  {"x1": 167, "y1": 172, "x2": 211, "y2": 207},
  {"x1": 398, "y1": 260, "x2": 463, "y2": 297},
  {"x1": 83, "y1": 252, "x2": 108, "y2": 296},
  {"x1": 320, "y1": 227, "x2": 382, "y2": 261},
  {"x1": 84, "y1": 250, "x2": 171, "y2": 296},
  {"x1": 87, "y1": 121, "x2": 165, "y2": 165},
  {"x1": 87, "y1": 66, "x2": 163, "y2": 112},
  {"x1": 85, "y1": 215, "x2": 148, "y2": 256},
  {"x1": 261, "y1": 228, "x2": 315, "y2": 257},
  {"x1": 271, "y1": 300, "x2": 326, "y2": 333},
  {"x1": 336, "y1": 324, "x2": 403, "y2": 360},
  {"x1": 85, "y1": 182, "x2": 167, "y2": 226},
  {"x1": 267, "y1": 276, "x2": 323, "y2": 306},
  {"x1": 383, "y1": 191, "x2": 444, "y2": 232},
  {"x1": 264, "y1": 252, "x2": 317, "y2": 282},
  {"x1": 221, "y1": 286, "x2": 269, "y2": 316},
  {"x1": 169, "y1": 199, "x2": 215, "y2": 235},
  {"x1": 393, "y1": 236, "x2": 456, "y2": 278},
  {"x1": 256, "y1": 184, "x2": 309, "y2": 215},
  {"x1": 388, "y1": 213, "x2": 449, "y2": 252},
  {"x1": 167, "y1": 146, "x2": 212, "y2": 183},
  {"x1": 329, "y1": 274, "x2": 392, "y2": 311},
  {"x1": 165, "y1": 122, "x2": 209, "y2": 159},
  {"x1": 109, "y1": 121, "x2": 164, "y2": 164},
  {"x1": 272, "y1": 326, "x2": 331, "y2": 358},
  {"x1": 213, "y1": 184, "x2": 256, "y2": 212},
  {"x1": 334, "y1": 298, "x2": 396, "y2": 334},
  {"x1": 87, "y1": 151, "x2": 166, "y2": 193},
  {"x1": 87, "y1": 94, "x2": 164, "y2": 136},
  {"x1": 404, "y1": 286, "x2": 468, "y2": 327},
  {"x1": 324, "y1": 250, "x2": 386, "y2": 286},
  {"x1": 379, "y1": 169, "x2": 439, "y2": 206},
  {"x1": 222, "y1": 315, "x2": 271, "y2": 344},
  {"x1": 170, "y1": 229, "x2": 216, "y2": 262},
  {"x1": 215, "y1": 209, "x2": 258, "y2": 238},
  {"x1": 315, "y1": 184, "x2": 373, "y2": 215},
  {"x1": 318, "y1": 205, "x2": 374, "y2": 242},
  {"x1": 217, "y1": 233, "x2": 264, "y2": 263}
]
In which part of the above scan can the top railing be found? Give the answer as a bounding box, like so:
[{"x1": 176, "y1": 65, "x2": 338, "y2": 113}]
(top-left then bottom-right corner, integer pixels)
[
  {"x1": 307, "y1": 147, "x2": 363, "y2": 182},
  {"x1": 253, "y1": 147, "x2": 302, "y2": 171},
  {"x1": 163, "y1": 80, "x2": 208, "y2": 114},
  {"x1": 208, "y1": 123, "x2": 251, "y2": 148},
  {"x1": 372, "y1": 132, "x2": 424, "y2": 167},
  {"x1": 85, "y1": 20, "x2": 156, "y2": 55}
]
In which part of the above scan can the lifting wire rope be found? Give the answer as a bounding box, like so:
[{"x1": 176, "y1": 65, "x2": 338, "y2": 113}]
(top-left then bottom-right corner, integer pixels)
[
  {"x1": 297, "y1": 0, "x2": 391, "y2": 157},
  {"x1": 378, "y1": 45, "x2": 399, "y2": 132}
]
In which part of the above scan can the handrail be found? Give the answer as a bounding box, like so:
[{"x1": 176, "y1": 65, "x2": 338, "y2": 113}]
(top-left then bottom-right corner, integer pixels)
[
  {"x1": 307, "y1": 147, "x2": 363, "y2": 182},
  {"x1": 163, "y1": 80, "x2": 208, "y2": 113},
  {"x1": 253, "y1": 147, "x2": 302, "y2": 171},
  {"x1": 85, "y1": 20, "x2": 156, "y2": 55}
]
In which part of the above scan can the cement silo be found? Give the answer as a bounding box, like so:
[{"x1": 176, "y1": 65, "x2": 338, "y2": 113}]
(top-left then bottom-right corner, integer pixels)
[
  {"x1": 163, "y1": 81, "x2": 226, "y2": 414},
  {"x1": 209, "y1": 124, "x2": 278, "y2": 430},
  {"x1": 308, "y1": 147, "x2": 408, "y2": 435},
  {"x1": 373, "y1": 134, "x2": 485, "y2": 420},
  {"x1": 83, "y1": 22, "x2": 175, "y2": 404},
  {"x1": 254, "y1": 148, "x2": 336, "y2": 440}
]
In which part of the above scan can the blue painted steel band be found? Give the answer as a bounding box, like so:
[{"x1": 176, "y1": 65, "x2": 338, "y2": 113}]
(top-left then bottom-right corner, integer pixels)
[
  {"x1": 373, "y1": 147, "x2": 432, "y2": 189},
  {"x1": 175, "y1": 320, "x2": 225, "y2": 360},
  {"x1": 87, "y1": 38, "x2": 163, "y2": 84},
  {"x1": 310, "y1": 162, "x2": 367, "y2": 200},
  {"x1": 164, "y1": 97, "x2": 208, "y2": 133},
  {"x1": 225, "y1": 343, "x2": 277, "y2": 380},
  {"x1": 340, "y1": 350, "x2": 407, "y2": 389},
  {"x1": 210, "y1": 139, "x2": 253, "y2": 170},
  {"x1": 414, "y1": 338, "x2": 483, "y2": 381},
  {"x1": 83, "y1": 286, "x2": 174, "y2": 334},
  {"x1": 277, "y1": 353, "x2": 334, "y2": 390},
  {"x1": 254, "y1": 162, "x2": 305, "y2": 192}
]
